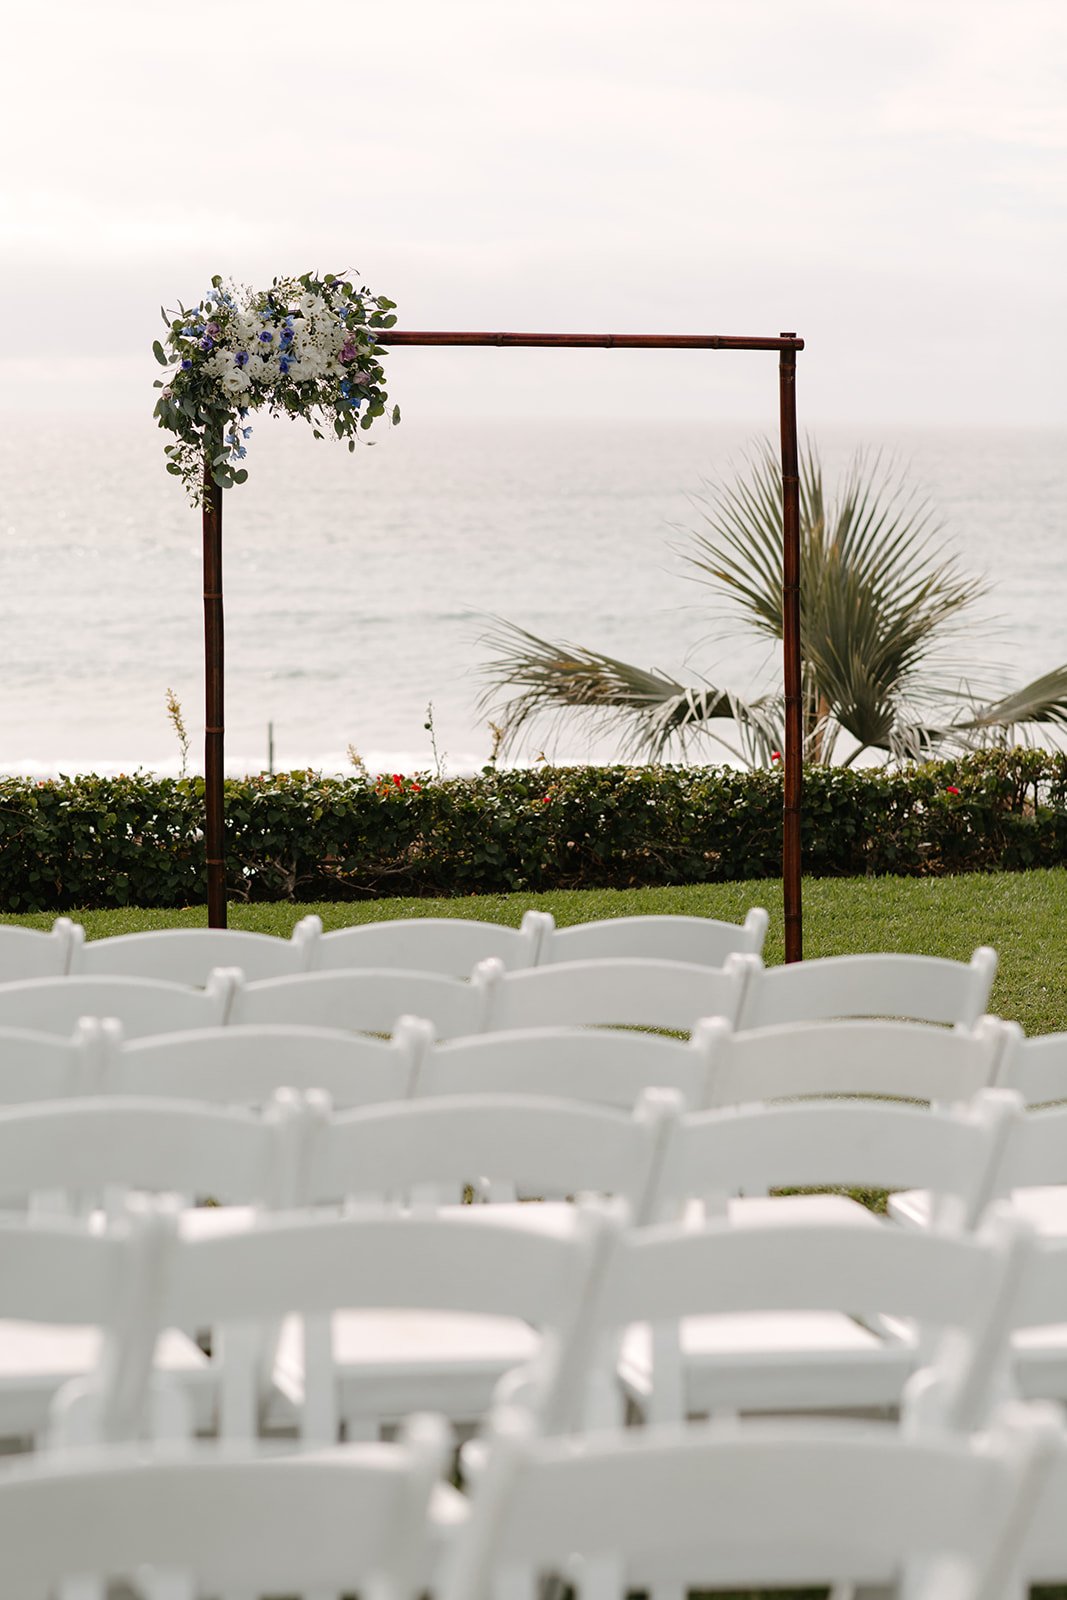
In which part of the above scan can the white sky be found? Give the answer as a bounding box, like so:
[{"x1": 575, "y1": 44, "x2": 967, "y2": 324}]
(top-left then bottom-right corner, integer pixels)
[{"x1": 2, "y1": 0, "x2": 1064, "y2": 426}]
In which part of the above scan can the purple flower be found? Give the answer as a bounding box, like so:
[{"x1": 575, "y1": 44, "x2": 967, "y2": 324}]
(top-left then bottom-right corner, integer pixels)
[
  {"x1": 199, "y1": 336, "x2": 214, "y2": 352},
  {"x1": 205, "y1": 321, "x2": 222, "y2": 338}
]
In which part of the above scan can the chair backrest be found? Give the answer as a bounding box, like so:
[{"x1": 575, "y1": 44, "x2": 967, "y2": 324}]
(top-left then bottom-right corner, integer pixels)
[
  {"x1": 109, "y1": 1018, "x2": 427, "y2": 1108},
  {"x1": 0, "y1": 1418, "x2": 450, "y2": 1600},
  {"x1": 304, "y1": 1090, "x2": 681, "y2": 1220},
  {"x1": 477, "y1": 953, "x2": 754, "y2": 1035},
  {"x1": 0, "y1": 1019, "x2": 109, "y2": 1104},
  {"x1": 0, "y1": 969, "x2": 240, "y2": 1038},
  {"x1": 441, "y1": 1404, "x2": 1057, "y2": 1600},
  {"x1": 738, "y1": 946, "x2": 998, "y2": 1029},
  {"x1": 700, "y1": 1012, "x2": 1008, "y2": 1108},
  {"x1": 232, "y1": 967, "x2": 492, "y2": 1038},
  {"x1": 313, "y1": 909, "x2": 552, "y2": 975},
  {"x1": 651, "y1": 1089, "x2": 1023, "y2": 1228},
  {"x1": 416, "y1": 1024, "x2": 718, "y2": 1110},
  {"x1": 0, "y1": 1091, "x2": 312, "y2": 1213},
  {"x1": 537, "y1": 907, "x2": 768, "y2": 967},
  {"x1": 988, "y1": 1103, "x2": 1067, "y2": 1195},
  {"x1": 0, "y1": 1214, "x2": 130, "y2": 1331},
  {"x1": 993, "y1": 1023, "x2": 1067, "y2": 1106},
  {"x1": 73, "y1": 914, "x2": 321, "y2": 983},
  {"x1": 0, "y1": 918, "x2": 81, "y2": 981}
]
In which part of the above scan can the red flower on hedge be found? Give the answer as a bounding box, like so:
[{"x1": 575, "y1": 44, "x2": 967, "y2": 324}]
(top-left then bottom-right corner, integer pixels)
[{"x1": 946, "y1": 785, "x2": 961, "y2": 795}]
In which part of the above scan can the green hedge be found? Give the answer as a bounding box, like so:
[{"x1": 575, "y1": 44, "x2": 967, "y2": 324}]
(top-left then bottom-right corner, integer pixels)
[{"x1": 2, "y1": 749, "x2": 1065, "y2": 911}]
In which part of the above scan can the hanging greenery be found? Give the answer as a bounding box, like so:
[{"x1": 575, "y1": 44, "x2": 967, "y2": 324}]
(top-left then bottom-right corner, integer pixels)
[{"x1": 152, "y1": 271, "x2": 399, "y2": 503}]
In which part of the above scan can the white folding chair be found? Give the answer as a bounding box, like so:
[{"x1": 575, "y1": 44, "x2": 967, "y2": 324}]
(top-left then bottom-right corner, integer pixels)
[
  {"x1": 476, "y1": 953, "x2": 754, "y2": 1035},
  {"x1": 72, "y1": 913, "x2": 321, "y2": 984},
  {"x1": 302, "y1": 1088, "x2": 680, "y2": 1215},
  {"x1": 650, "y1": 1088, "x2": 1022, "y2": 1235},
  {"x1": 0, "y1": 1415, "x2": 455, "y2": 1600},
  {"x1": 891, "y1": 1100, "x2": 1067, "y2": 1236},
  {"x1": 577, "y1": 1208, "x2": 1035, "y2": 1424},
  {"x1": 0, "y1": 1090, "x2": 312, "y2": 1221},
  {"x1": 0, "y1": 918, "x2": 81, "y2": 980},
  {"x1": 0, "y1": 1090, "x2": 319, "y2": 1445},
  {"x1": 699, "y1": 1012, "x2": 1008, "y2": 1109},
  {"x1": 0, "y1": 1212, "x2": 209, "y2": 1447},
  {"x1": 441, "y1": 1403, "x2": 1059, "y2": 1600},
  {"x1": 107, "y1": 1017, "x2": 427, "y2": 1108},
  {"x1": 0, "y1": 1018, "x2": 109, "y2": 1105},
  {"x1": 0, "y1": 969, "x2": 240, "y2": 1038},
  {"x1": 536, "y1": 906, "x2": 768, "y2": 966},
  {"x1": 232, "y1": 968, "x2": 493, "y2": 1038},
  {"x1": 993, "y1": 1021, "x2": 1067, "y2": 1106},
  {"x1": 738, "y1": 945, "x2": 998, "y2": 1029},
  {"x1": 416, "y1": 1024, "x2": 719, "y2": 1111},
  {"x1": 153, "y1": 1205, "x2": 616, "y2": 1443},
  {"x1": 313, "y1": 909, "x2": 552, "y2": 975}
]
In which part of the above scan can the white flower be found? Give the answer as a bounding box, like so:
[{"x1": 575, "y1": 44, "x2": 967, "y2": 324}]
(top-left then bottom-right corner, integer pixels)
[{"x1": 219, "y1": 368, "x2": 247, "y2": 398}]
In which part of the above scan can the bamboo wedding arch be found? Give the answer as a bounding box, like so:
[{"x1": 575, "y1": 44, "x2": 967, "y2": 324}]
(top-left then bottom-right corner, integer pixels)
[{"x1": 201, "y1": 328, "x2": 806, "y2": 959}]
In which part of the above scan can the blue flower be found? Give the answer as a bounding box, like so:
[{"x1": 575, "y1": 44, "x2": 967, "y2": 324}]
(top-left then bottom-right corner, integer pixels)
[
  {"x1": 258, "y1": 330, "x2": 272, "y2": 343},
  {"x1": 238, "y1": 407, "x2": 248, "y2": 418},
  {"x1": 242, "y1": 426, "x2": 253, "y2": 439},
  {"x1": 234, "y1": 351, "x2": 249, "y2": 368},
  {"x1": 200, "y1": 336, "x2": 214, "y2": 352},
  {"x1": 279, "y1": 356, "x2": 291, "y2": 375},
  {"x1": 181, "y1": 358, "x2": 193, "y2": 370}
]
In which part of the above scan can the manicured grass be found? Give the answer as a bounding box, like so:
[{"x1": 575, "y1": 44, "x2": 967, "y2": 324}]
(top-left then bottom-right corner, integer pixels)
[{"x1": 5, "y1": 867, "x2": 1066, "y2": 1034}]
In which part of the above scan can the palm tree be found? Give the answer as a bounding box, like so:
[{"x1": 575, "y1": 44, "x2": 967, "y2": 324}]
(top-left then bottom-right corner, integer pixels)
[{"x1": 479, "y1": 442, "x2": 1067, "y2": 768}]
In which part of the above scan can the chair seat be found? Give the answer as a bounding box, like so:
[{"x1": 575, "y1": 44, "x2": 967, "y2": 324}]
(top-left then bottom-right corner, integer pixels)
[
  {"x1": 890, "y1": 1185, "x2": 1067, "y2": 1235},
  {"x1": 442, "y1": 1191, "x2": 879, "y2": 1234},
  {"x1": 619, "y1": 1310, "x2": 916, "y2": 1415},
  {"x1": 272, "y1": 1310, "x2": 540, "y2": 1426},
  {"x1": 0, "y1": 1324, "x2": 212, "y2": 1439}
]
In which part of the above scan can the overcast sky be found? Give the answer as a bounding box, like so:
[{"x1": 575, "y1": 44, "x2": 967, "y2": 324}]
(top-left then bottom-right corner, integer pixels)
[{"x1": 3, "y1": 0, "x2": 1064, "y2": 427}]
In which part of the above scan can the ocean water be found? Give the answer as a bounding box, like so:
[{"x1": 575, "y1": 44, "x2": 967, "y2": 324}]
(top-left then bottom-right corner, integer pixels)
[{"x1": 1, "y1": 415, "x2": 1064, "y2": 778}]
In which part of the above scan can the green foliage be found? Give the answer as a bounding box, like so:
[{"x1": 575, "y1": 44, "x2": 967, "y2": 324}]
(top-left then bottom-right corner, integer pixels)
[{"x1": 1, "y1": 750, "x2": 1065, "y2": 913}]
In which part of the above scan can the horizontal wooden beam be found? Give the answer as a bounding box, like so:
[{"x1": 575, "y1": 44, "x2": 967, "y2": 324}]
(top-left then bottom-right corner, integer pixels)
[{"x1": 375, "y1": 330, "x2": 804, "y2": 351}]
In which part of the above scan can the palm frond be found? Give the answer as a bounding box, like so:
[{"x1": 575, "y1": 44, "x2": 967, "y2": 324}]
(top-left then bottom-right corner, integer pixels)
[
  {"x1": 478, "y1": 619, "x2": 779, "y2": 764},
  {"x1": 953, "y1": 665, "x2": 1067, "y2": 734}
]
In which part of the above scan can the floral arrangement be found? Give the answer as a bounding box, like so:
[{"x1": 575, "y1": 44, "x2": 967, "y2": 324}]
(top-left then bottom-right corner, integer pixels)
[{"x1": 152, "y1": 271, "x2": 399, "y2": 504}]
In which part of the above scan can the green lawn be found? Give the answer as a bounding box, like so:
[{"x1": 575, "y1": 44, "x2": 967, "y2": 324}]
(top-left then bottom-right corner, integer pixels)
[{"x1": 5, "y1": 866, "x2": 1066, "y2": 1034}]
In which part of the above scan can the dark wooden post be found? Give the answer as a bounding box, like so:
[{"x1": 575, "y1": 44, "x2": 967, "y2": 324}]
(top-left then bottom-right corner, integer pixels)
[
  {"x1": 779, "y1": 335, "x2": 803, "y2": 962},
  {"x1": 202, "y1": 458, "x2": 226, "y2": 928}
]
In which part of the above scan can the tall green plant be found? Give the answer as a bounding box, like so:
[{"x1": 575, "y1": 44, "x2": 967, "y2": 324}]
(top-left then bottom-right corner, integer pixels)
[{"x1": 480, "y1": 443, "x2": 1067, "y2": 767}]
